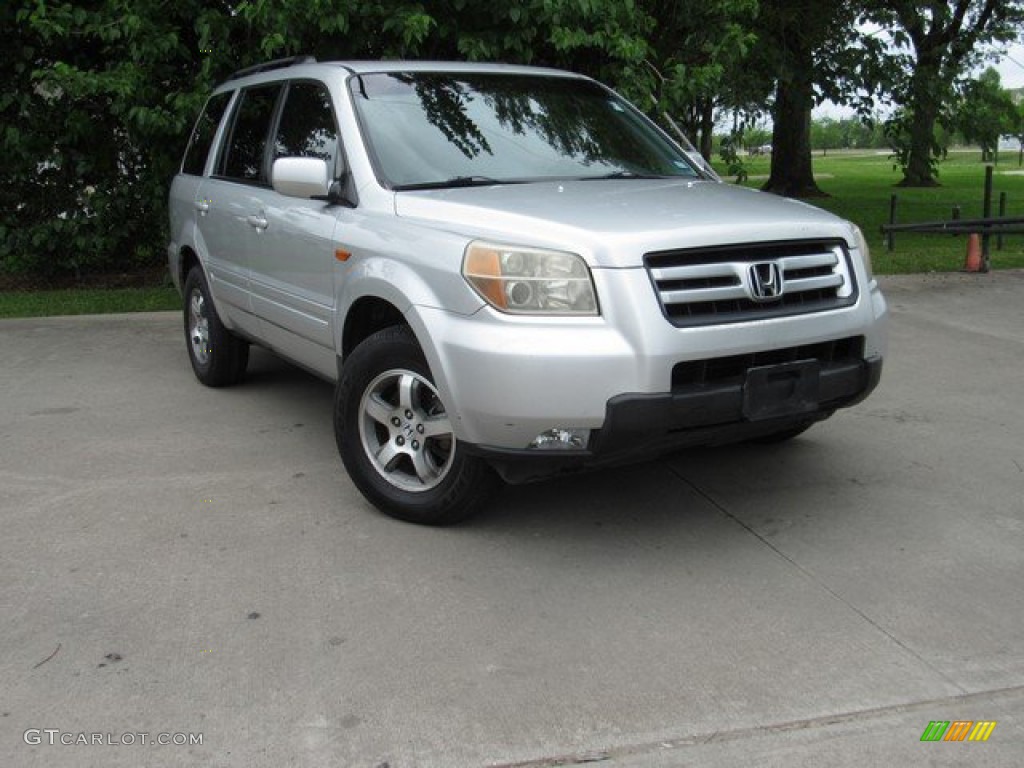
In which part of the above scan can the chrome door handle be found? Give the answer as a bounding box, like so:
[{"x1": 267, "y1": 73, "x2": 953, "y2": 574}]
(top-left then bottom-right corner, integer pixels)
[
  {"x1": 194, "y1": 200, "x2": 210, "y2": 215},
  {"x1": 246, "y1": 214, "x2": 269, "y2": 231}
]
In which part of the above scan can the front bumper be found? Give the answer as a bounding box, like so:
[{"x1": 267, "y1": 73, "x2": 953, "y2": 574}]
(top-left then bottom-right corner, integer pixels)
[
  {"x1": 467, "y1": 356, "x2": 882, "y2": 483},
  {"x1": 413, "y1": 267, "x2": 887, "y2": 451}
]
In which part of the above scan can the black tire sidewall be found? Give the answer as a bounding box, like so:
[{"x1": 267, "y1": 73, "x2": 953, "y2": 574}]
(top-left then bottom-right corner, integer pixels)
[{"x1": 182, "y1": 267, "x2": 248, "y2": 387}]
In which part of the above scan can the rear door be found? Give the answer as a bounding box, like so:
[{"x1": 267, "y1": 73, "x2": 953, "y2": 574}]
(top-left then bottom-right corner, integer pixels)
[
  {"x1": 174, "y1": 91, "x2": 234, "y2": 296},
  {"x1": 201, "y1": 83, "x2": 284, "y2": 325}
]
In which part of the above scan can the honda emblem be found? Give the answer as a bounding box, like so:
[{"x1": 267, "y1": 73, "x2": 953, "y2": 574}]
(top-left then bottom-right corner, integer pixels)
[{"x1": 748, "y1": 262, "x2": 783, "y2": 302}]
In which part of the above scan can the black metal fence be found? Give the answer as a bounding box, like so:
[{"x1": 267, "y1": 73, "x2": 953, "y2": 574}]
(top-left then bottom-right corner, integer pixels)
[{"x1": 881, "y1": 166, "x2": 1020, "y2": 272}]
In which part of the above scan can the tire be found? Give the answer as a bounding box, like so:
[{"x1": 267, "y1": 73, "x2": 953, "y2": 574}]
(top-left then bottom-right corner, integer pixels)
[
  {"x1": 335, "y1": 325, "x2": 500, "y2": 525},
  {"x1": 183, "y1": 266, "x2": 249, "y2": 387}
]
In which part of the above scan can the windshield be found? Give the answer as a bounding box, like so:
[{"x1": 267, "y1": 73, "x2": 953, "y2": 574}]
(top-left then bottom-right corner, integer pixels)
[{"x1": 350, "y1": 72, "x2": 702, "y2": 189}]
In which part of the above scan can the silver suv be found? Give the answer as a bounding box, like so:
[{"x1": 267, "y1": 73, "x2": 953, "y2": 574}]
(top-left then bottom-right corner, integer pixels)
[{"x1": 168, "y1": 57, "x2": 887, "y2": 525}]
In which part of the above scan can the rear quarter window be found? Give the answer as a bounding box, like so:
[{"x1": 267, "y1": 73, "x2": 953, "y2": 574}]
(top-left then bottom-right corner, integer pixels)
[{"x1": 182, "y1": 92, "x2": 232, "y2": 176}]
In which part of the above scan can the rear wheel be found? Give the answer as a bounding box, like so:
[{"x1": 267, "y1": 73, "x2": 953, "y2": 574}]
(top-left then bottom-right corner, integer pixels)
[
  {"x1": 335, "y1": 325, "x2": 500, "y2": 525},
  {"x1": 183, "y1": 266, "x2": 249, "y2": 387}
]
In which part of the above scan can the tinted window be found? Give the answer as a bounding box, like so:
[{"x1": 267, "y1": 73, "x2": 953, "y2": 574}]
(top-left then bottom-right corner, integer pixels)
[
  {"x1": 273, "y1": 82, "x2": 338, "y2": 173},
  {"x1": 350, "y1": 73, "x2": 700, "y2": 188},
  {"x1": 182, "y1": 92, "x2": 231, "y2": 176},
  {"x1": 219, "y1": 85, "x2": 282, "y2": 183}
]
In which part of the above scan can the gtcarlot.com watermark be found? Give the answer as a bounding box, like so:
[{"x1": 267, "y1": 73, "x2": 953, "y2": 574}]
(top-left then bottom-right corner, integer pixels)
[{"x1": 24, "y1": 729, "x2": 202, "y2": 747}]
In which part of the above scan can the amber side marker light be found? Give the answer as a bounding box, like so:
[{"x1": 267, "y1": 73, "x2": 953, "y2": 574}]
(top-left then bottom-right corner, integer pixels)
[
  {"x1": 463, "y1": 246, "x2": 508, "y2": 309},
  {"x1": 335, "y1": 249, "x2": 352, "y2": 262}
]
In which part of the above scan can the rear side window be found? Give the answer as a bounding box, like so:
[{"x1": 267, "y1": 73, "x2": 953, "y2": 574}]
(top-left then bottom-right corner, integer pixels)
[
  {"x1": 218, "y1": 84, "x2": 282, "y2": 183},
  {"x1": 273, "y1": 82, "x2": 339, "y2": 173},
  {"x1": 182, "y1": 92, "x2": 231, "y2": 176}
]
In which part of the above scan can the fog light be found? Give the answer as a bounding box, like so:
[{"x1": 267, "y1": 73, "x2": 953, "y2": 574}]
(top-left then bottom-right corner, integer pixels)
[{"x1": 527, "y1": 428, "x2": 591, "y2": 450}]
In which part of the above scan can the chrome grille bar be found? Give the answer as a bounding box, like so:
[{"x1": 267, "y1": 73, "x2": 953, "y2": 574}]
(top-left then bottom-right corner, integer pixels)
[{"x1": 644, "y1": 240, "x2": 858, "y2": 327}]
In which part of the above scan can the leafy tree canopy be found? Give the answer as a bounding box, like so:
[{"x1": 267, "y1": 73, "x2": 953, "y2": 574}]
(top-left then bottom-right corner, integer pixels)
[{"x1": 954, "y1": 67, "x2": 1019, "y2": 161}]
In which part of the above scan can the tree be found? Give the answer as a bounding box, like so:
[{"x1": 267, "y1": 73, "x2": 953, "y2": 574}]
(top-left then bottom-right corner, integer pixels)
[
  {"x1": 754, "y1": 0, "x2": 863, "y2": 197},
  {"x1": 955, "y1": 67, "x2": 1018, "y2": 161},
  {"x1": 635, "y1": 0, "x2": 758, "y2": 160},
  {"x1": 1, "y1": 0, "x2": 306, "y2": 278},
  {"x1": 811, "y1": 117, "x2": 845, "y2": 155},
  {"x1": 2, "y1": 1, "x2": 206, "y2": 277},
  {"x1": 863, "y1": 1, "x2": 1024, "y2": 186}
]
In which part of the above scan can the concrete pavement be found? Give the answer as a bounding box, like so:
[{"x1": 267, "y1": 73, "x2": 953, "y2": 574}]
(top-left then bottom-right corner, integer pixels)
[{"x1": 1, "y1": 271, "x2": 1022, "y2": 767}]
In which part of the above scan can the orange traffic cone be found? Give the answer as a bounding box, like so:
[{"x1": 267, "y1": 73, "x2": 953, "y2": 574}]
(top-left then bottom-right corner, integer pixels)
[{"x1": 964, "y1": 233, "x2": 982, "y2": 273}]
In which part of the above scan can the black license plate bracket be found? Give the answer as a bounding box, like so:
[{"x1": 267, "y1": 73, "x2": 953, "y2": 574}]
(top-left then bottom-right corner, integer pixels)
[{"x1": 742, "y1": 360, "x2": 821, "y2": 421}]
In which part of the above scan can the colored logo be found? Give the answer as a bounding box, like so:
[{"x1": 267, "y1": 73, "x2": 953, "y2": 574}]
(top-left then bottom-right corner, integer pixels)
[{"x1": 920, "y1": 720, "x2": 996, "y2": 742}]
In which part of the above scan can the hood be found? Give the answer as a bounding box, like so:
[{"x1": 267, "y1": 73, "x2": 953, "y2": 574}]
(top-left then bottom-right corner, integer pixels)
[{"x1": 394, "y1": 179, "x2": 854, "y2": 268}]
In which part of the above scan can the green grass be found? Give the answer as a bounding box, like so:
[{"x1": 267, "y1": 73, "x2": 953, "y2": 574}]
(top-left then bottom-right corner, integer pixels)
[
  {"x1": 0, "y1": 286, "x2": 181, "y2": 318},
  {"x1": 717, "y1": 149, "x2": 1024, "y2": 274}
]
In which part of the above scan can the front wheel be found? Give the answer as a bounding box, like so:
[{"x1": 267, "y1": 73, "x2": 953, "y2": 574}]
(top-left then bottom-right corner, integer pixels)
[{"x1": 334, "y1": 325, "x2": 500, "y2": 525}]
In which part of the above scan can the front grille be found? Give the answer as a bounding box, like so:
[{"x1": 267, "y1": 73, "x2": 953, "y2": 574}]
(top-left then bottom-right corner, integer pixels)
[
  {"x1": 645, "y1": 239, "x2": 858, "y2": 327},
  {"x1": 672, "y1": 336, "x2": 865, "y2": 389}
]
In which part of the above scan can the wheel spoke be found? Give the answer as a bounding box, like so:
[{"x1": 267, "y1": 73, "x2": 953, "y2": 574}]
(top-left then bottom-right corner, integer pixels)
[
  {"x1": 410, "y1": 448, "x2": 438, "y2": 484},
  {"x1": 420, "y1": 414, "x2": 453, "y2": 439},
  {"x1": 375, "y1": 442, "x2": 402, "y2": 473},
  {"x1": 364, "y1": 394, "x2": 394, "y2": 428},
  {"x1": 397, "y1": 374, "x2": 416, "y2": 411}
]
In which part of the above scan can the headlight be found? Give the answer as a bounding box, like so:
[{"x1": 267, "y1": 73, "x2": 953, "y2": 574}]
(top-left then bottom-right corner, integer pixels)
[
  {"x1": 462, "y1": 242, "x2": 599, "y2": 315},
  {"x1": 851, "y1": 224, "x2": 874, "y2": 282}
]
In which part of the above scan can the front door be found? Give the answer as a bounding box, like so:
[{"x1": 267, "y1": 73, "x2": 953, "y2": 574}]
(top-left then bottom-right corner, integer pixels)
[{"x1": 249, "y1": 80, "x2": 342, "y2": 354}]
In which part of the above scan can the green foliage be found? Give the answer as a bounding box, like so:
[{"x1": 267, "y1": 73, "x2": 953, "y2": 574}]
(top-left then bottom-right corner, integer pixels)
[
  {"x1": 955, "y1": 67, "x2": 1018, "y2": 162},
  {"x1": 811, "y1": 118, "x2": 843, "y2": 155},
  {"x1": 882, "y1": 110, "x2": 935, "y2": 178},
  {"x1": 810, "y1": 117, "x2": 887, "y2": 152},
  {"x1": 2, "y1": 0, "x2": 218, "y2": 277},
  {"x1": 636, "y1": 0, "x2": 758, "y2": 157},
  {"x1": 717, "y1": 134, "x2": 749, "y2": 183}
]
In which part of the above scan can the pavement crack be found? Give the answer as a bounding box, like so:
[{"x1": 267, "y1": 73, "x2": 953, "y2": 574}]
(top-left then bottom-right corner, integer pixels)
[{"x1": 662, "y1": 462, "x2": 968, "y2": 695}]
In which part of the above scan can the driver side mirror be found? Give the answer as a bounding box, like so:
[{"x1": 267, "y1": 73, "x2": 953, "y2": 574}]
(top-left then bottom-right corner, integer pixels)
[{"x1": 271, "y1": 157, "x2": 330, "y2": 199}]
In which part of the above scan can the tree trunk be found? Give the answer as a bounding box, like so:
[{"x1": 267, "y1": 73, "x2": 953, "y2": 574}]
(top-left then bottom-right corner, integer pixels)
[
  {"x1": 762, "y1": 48, "x2": 824, "y2": 198},
  {"x1": 899, "y1": 55, "x2": 942, "y2": 187},
  {"x1": 698, "y1": 97, "x2": 714, "y2": 161}
]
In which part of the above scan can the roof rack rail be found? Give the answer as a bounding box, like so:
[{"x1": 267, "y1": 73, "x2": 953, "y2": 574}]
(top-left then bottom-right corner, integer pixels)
[{"x1": 227, "y1": 55, "x2": 317, "y2": 81}]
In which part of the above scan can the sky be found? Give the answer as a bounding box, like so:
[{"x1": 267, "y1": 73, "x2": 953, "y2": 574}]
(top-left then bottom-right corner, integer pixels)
[{"x1": 996, "y1": 41, "x2": 1024, "y2": 89}]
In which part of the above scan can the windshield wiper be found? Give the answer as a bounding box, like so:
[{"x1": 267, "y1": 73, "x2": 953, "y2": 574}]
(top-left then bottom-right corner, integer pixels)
[
  {"x1": 578, "y1": 171, "x2": 678, "y2": 181},
  {"x1": 392, "y1": 176, "x2": 519, "y2": 191}
]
